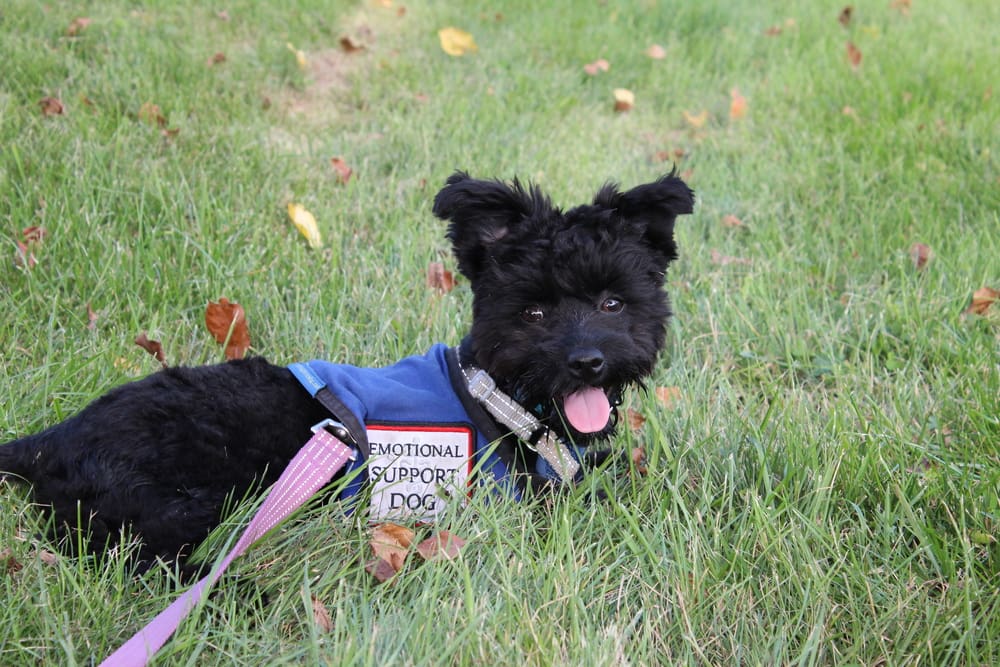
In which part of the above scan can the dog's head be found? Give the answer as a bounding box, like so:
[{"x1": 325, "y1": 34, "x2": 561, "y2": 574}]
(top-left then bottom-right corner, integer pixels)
[{"x1": 433, "y1": 171, "x2": 694, "y2": 443}]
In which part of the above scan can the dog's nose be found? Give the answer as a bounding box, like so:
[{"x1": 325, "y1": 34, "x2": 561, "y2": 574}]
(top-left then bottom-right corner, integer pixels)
[{"x1": 568, "y1": 348, "x2": 606, "y2": 381}]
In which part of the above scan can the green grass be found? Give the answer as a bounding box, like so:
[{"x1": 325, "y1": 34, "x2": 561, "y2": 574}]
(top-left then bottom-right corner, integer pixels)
[{"x1": 2, "y1": 0, "x2": 998, "y2": 664}]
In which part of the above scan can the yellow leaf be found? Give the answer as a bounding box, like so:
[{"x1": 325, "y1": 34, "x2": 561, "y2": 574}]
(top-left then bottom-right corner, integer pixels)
[
  {"x1": 683, "y1": 109, "x2": 708, "y2": 129},
  {"x1": 286, "y1": 42, "x2": 308, "y2": 69},
  {"x1": 438, "y1": 27, "x2": 477, "y2": 56},
  {"x1": 287, "y1": 203, "x2": 323, "y2": 248}
]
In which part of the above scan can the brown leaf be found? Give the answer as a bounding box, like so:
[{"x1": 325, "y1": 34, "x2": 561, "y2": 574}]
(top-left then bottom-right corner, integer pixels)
[
  {"x1": 205, "y1": 298, "x2": 251, "y2": 360},
  {"x1": 138, "y1": 101, "x2": 166, "y2": 127},
  {"x1": 846, "y1": 41, "x2": 862, "y2": 69},
  {"x1": 66, "y1": 17, "x2": 92, "y2": 36},
  {"x1": 86, "y1": 303, "x2": 99, "y2": 330},
  {"x1": 2, "y1": 548, "x2": 23, "y2": 577},
  {"x1": 370, "y1": 522, "x2": 414, "y2": 572},
  {"x1": 330, "y1": 157, "x2": 353, "y2": 184},
  {"x1": 207, "y1": 52, "x2": 226, "y2": 66},
  {"x1": 655, "y1": 386, "x2": 682, "y2": 409},
  {"x1": 216, "y1": 10, "x2": 230, "y2": 21},
  {"x1": 427, "y1": 262, "x2": 456, "y2": 293},
  {"x1": 583, "y1": 58, "x2": 610, "y2": 75},
  {"x1": 763, "y1": 25, "x2": 783, "y2": 36},
  {"x1": 312, "y1": 596, "x2": 333, "y2": 632},
  {"x1": 339, "y1": 35, "x2": 366, "y2": 53},
  {"x1": 890, "y1": 0, "x2": 911, "y2": 16},
  {"x1": 365, "y1": 557, "x2": 399, "y2": 583},
  {"x1": 36, "y1": 549, "x2": 59, "y2": 566},
  {"x1": 625, "y1": 408, "x2": 646, "y2": 431},
  {"x1": 964, "y1": 287, "x2": 1000, "y2": 316},
  {"x1": 710, "y1": 249, "x2": 752, "y2": 266},
  {"x1": 22, "y1": 226, "x2": 47, "y2": 243},
  {"x1": 416, "y1": 531, "x2": 466, "y2": 561},
  {"x1": 909, "y1": 243, "x2": 932, "y2": 271},
  {"x1": 729, "y1": 87, "x2": 747, "y2": 120},
  {"x1": 135, "y1": 332, "x2": 167, "y2": 367},
  {"x1": 838, "y1": 6, "x2": 853, "y2": 27},
  {"x1": 14, "y1": 242, "x2": 36, "y2": 268},
  {"x1": 631, "y1": 447, "x2": 648, "y2": 475},
  {"x1": 613, "y1": 88, "x2": 635, "y2": 112},
  {"x1": 721, "y1": 214, "x2": 744, "y2": 228},
  {"x1": 645, "y1": 44, "x2": 666, "y2": 59},
  {"x1": 39, "y1": 97, "x2": 64, "y2": 116}
]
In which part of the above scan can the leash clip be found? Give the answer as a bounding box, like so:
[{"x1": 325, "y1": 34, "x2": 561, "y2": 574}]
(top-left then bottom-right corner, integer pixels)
[{"x1": 311, "y1": 418, "x2": 358, "y2": 460}]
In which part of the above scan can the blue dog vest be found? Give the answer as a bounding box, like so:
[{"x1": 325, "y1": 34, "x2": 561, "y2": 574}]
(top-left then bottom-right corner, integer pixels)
[{"x1": 289, "y1": 344, "x2": 545, "y2": 520}]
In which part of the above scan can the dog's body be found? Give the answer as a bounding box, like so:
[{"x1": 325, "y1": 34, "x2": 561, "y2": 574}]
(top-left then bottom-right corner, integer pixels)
[{"x1": 0, "y1": 171, "x2": 694, "y2": 568}]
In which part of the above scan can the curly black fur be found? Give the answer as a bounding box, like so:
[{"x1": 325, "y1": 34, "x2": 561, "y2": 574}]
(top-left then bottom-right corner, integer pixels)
[{"x1": 0, "y1": 171, "x2": 693, "y2": 569}]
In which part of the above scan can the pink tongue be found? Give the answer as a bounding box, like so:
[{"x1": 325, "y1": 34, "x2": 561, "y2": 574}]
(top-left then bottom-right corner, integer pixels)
[{"x1": 563, "y1": 388, "x2": 611, "y2": 433}]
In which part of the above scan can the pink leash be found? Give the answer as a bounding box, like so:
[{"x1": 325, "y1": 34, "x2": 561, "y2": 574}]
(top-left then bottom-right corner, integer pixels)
[{"x1": 100, "y1": 425, "x2": 355, "y2": 666}]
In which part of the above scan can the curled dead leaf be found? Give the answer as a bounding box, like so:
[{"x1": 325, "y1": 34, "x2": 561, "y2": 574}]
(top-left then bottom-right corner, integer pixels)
[
  {"x1": 721, "y1": 214, "x2": 744, "y2": 228},
  {"x1": 370, "y1": 523, "x2": 414, "y2": 572},
  {"x1": 655, "y1": 386, "x2": 682, "y2": 409},
  {"x1": 964, "y1": 287, "x2": 999, "y2": 316},
  {"x1": 683, "y1": 109, "x2": 708, "y2": 129},
  {"x1": 87, "y1": 303, "x2": 99, "y2": 330},
  {"x1": 729, "y1": 88, "x2": 747, "y2": 120},
  {"x1": 22, "y1": 226, "x2": 47, "y2": 243},
  {"x1": 909, "y1": 242, "x2": 932, "y2": 271},
  {"x1": 207, "y1": 52, "x2": 226, "y2": 66},
  {"x1": 890, "y1": 0, "x2": 911, "y2": 15},
  {"x1": 427, "y1": 262, "x2": 456, "y2": 293},
  {"x1": 710, "y1": 249, "x2": 752, "y2": 266},
  {"x1": 39, "y1": 97, "x2": 64, "y2": 116},
  {"x1": 312, "y1": 596, "x2": 333, "y2": 632},
  {"x1": 416, "y1": 531, "x2": 466, "y2": 561},
  {"x1": 645, "y1": 44, "x2": 666, "y2": 59},
  {"x1": 846, "y1": 41, "x2": 862, "y2": 69},
  {"x1": 66, "y1": 17, "x2": 92, "y2": 36},
  {"x1": 626, "y1": 408, "x2": 646, "y2": 431},
  {"x1": 135, "y1": 332, "x2": 167, "y2": 367},
  {"x1": 365, "y1": 557, "x2": 399, "y2": 584},
  {"x1": 286, "y1": 43, "x2": 308, "y2": 69},
  {"x1": 287, "y1": 203, "x2": 323, "y2": 248},
  {"x1": 330, "y1": 157, "x2": 353, "y2": 184},
  {"x1": 838, "y1": 6, "x2": 853, "y2": 27},
  {"x1": 583, "y1": 58, "x2": 610, "y2": 75},
  {"x1": 2, "y1": 548, "x2": 23, "y2": 577},
  {"x1": 339, "y1": 35, "x2": 366, "y2": 53},
  {"x1": 138, "y1": 101, "x2": 166, "y2": 127},
  {"x1": 631, "y1": 447, "x2": 648, "y2": 475},
  {"x1": 613, "y1": 88, "x2": 634, "y2": 112},
  {"x1": 438, "y1": 27, "x2": 477, "y2": 56},
  {"x1": 205, "y1": 298, "x2": 251, "y2": 360}
]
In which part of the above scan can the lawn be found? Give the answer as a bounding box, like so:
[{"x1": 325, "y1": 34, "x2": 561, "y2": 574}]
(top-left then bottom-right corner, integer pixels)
[{"x1": 1, "y1": 0, "x2": 998, "y2": 664}]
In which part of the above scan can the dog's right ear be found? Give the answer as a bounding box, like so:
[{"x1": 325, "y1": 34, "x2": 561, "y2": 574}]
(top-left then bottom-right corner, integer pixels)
[{"x1": 434, "y1": 171, "x2": 548, "y2": 281}]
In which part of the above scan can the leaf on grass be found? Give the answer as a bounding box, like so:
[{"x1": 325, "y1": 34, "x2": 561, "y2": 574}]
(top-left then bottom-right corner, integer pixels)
[
  {"x1": 286, "y1": 43, "x2": 308, "y2": 69},
  {"x1": 22, "y1": 226, "x2": 47, "y2": 243},
  {"x1": 683, "y1": 109, "x2": 708, "y2": 129},
  {"x1": 312, "y1": 596, "x2": 333, "y2": 632},
  {"x1": 722, "y1": 214, "x2": 744, "y2": 228},
  {"x1": 655, "y1": 386, "x2": 682, "y2": 409},
  {"x1": 138, "y1": 102, "x2": 166, "y2": 127},
  {"x1": 625, "y1": 408, "x2": 646, "y2": 431},
  {"x1": 330, "y1": 157, "x2": 353, "y2": 184},
  {"x1": 287, "y1": 203, "x2": 323, "y2": 248},
  {"x1": 36, "y1": 549, "x2": 59, "y2": 566},
  {"x1": 846, "y1": 41, "x2": 862, "y2": 69},
  {"x1": 963, "y1": 287, "x2": 999, "y2": 316},
  {"x1": 87, "y1": 303, "x2": 99, "y2": 330},
  {"x1": 645, "y1": 44, "x2": 666, "y2": 59},
  {"x1": 207, "y1": 52, "x2": 226, "y2": 66},
  {"x1": 890, "y1": 0, "x2": 911, "y2": 16},
  {"x1": 909, "y1": 242, "x2": 932, "y2": 271},
  {"x1": 370, "y1": 522, "x2": 413, "y2": 572},
  {"x1": 416, "y1": 531, "x2": 466, "y2": 561},
  {"x1": 838, "y1": 6, "x2": 853, "y2": 27},
  {"x1": 729, "y1": 88, "x2": 747, "y2": 120},
  {"x1": 39, "y1": 97, "x2": 64, "y2": 116},
  {"x1": 14, "y1": 242, "x2": 36, "y2": 268},
  {"x1": 2, "y1": 548, "x2": 23, "y2": 577},
  {"x1": 135, "y1": 332, "x2": 167, "y2": 367},
  {"x1": 205, "y1": 298, "x2": 251, "y2": 360},
  {"x1": 764, "y1": 25, "x2": 783, "y2": 36},
  {"x1": 438, "y1": 27, "x2": 477, "y2": 56},
  {"x1": 710, "y1": 249, "x2": 752, "y2": 266},
  {"x1": 583, "y1": 58, "x2": 610, "y2": 75},
  {"x1": 427, "y1": 262, "x2": 456, "y2": 293},
  {"x1": 66, "y1": 17, "x2": 92, "y2": 36},
  {"x1": 631, "y1": 447, "x2": 648, "y2": 475},
  {"x1": 365, "y1": 557, "x2": 399, "y2": 583},
  {"x1": 339, "y1": 35, "x2": 366, "y2": 53},
  {"x1": 613, "y1": 88, "x2": 634, "y2": 112}
]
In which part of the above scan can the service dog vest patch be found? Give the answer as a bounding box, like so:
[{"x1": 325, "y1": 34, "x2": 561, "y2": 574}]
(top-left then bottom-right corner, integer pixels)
[{"x1": 365, "y1": 423, "x2": 474, "y2": 521}]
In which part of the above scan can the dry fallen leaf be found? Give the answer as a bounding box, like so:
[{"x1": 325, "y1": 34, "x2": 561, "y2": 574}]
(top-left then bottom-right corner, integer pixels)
[
  {"x1": 22, "y1": 226, "x2": 47, "y2": 244},
  {"x1": 909, "y1": 242, "x2": 932, "y2": 271},
  {"x1": 2, "y1": 548, "x2": 23, "y2": 577},
  {"x1": 626, "y1": 408, "x2": 646, "y2": 431},
  {"x1": 312, "y1": 596, "x2": 333, "y2": 633},
  {"x1": 66, "y1": 17, "x2": 92, "y2": 36},
  {"x1": 655, "y1": 386, "x2": 682, "y2": 409},
  {"x1": 205, "y1": 298, "x2": 251, "y2": 360},
  {"x1": 36, "y1": 549, "x2": 59, "y2": 566},
  {"x1": 838, "y1": 6, "x2": 853, "y2": 27},
  {"x1": 287, "y1": 203, "x2": 323, "y2": 248},
  {"x1": 416, "y1": 531, "x2": 466, "y2": 561},
  {"x1": 964, "y1": 287, "x2": 999, "y2": 316},
  {"x1": 613, "y1": 88, "x2": 634, "y2": 112},
  {"x1": 764, "y1": 25, "x2": 783, "y2": 36},
  {"x1": 683, "y1": 109, "x2": 708, "y2": 129},
  {"x1": 138, "y1": 101, "x2": 166, "y2": 127},
  {"x1": 438, "y1": 27, "x2": 477, "y2": 56},
  {"x1": 846, "y1": 41, "x2": 862, "y2": 69},
  {"x1": 631, "y1": 447, "x2": 648, "y2": 475},
  {"x1": 134, "y1": 332, "x2": 167, "y2": 367},
  {"x1": 722, "y1": 214, "x2": 744, "y2": 228},
  {"x1": 339, "y1": 35, "x2": 366, "y2": 53},
  {"x1": 890, "y1": 0, "x2": 911, "y2": 15},
  {"x1": 729, "y1": 88, "x2": 747, "y2": 120},
  {"x1": 710, "y1": 249, "x2": 752, "y2": 266},
  {"x1": 39, "y1": 97, "x2": 64, "y2": 116},
  {"x1": 583, "y1": 58, "x2": 610, "y2": 75},
  {"x1": 370, "y1": 523, "x2": 414, "y2": 572},
  {"x1": 427, "y1": 262, "x2": 456, "y2": 293},
  {"x1": 87, "y1": 303, "x2": 99, "y2": 330},
  {"x1": 645, "y1": 44, "x2": 666, "y2": 59},
  {"x1": 330, "y1": 157, "x2": 353, "y2": 184},
  {"x1": 207, "y1": 52, "x2": 226, "y2": 66},
  {"x1": 286, "y1": 43, "x2": 308, "y2": 69},
  {"x1": 365, "y1": 557, "x2": 399, "y2": 583}
]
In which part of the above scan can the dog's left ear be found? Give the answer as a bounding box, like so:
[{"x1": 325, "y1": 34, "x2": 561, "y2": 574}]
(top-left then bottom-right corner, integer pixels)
[
  {"x1": 434, "y1": 171, "x2": 550, "y2": 281},
  {"x1": 594, "y1": 172, "x2": 695, "y2": 262}
]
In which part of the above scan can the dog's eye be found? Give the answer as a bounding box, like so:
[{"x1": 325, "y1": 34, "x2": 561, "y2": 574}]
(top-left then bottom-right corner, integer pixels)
[
  {"x1": 600, "y1": 298, "x2": 624, "y2": 313},
  {"x1": 521, "y1": 307, "x2": 544, "y2": 323}
]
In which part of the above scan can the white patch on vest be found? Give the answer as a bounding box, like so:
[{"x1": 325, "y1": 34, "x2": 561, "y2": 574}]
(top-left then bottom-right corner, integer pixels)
[{"x1": 366, "y1": 424, "x2": 473, "y2": 521}]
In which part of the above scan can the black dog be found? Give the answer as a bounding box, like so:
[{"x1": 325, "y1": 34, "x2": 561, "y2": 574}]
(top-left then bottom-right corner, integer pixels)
[{"x1": 0, "y1": 171, "x2": 694, "y2": 569}]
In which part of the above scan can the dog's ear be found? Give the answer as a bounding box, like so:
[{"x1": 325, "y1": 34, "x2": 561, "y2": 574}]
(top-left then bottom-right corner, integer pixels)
[
  {"x1": 593, "y1": 172, "x2": 695, "y2": 262},
  {"x1": 434, "y1": 171, "x2": 550, "y2": 281}
]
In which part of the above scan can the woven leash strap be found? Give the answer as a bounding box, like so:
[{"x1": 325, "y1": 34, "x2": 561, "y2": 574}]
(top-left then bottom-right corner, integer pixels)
[{"x1": 100, "y1": 428, "x2": 354, "y2": 667}]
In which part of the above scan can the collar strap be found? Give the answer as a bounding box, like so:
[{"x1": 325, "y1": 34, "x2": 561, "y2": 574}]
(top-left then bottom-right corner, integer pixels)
[{"x1": 461, "y1": 365, "x2": 581, "y2": 484}]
